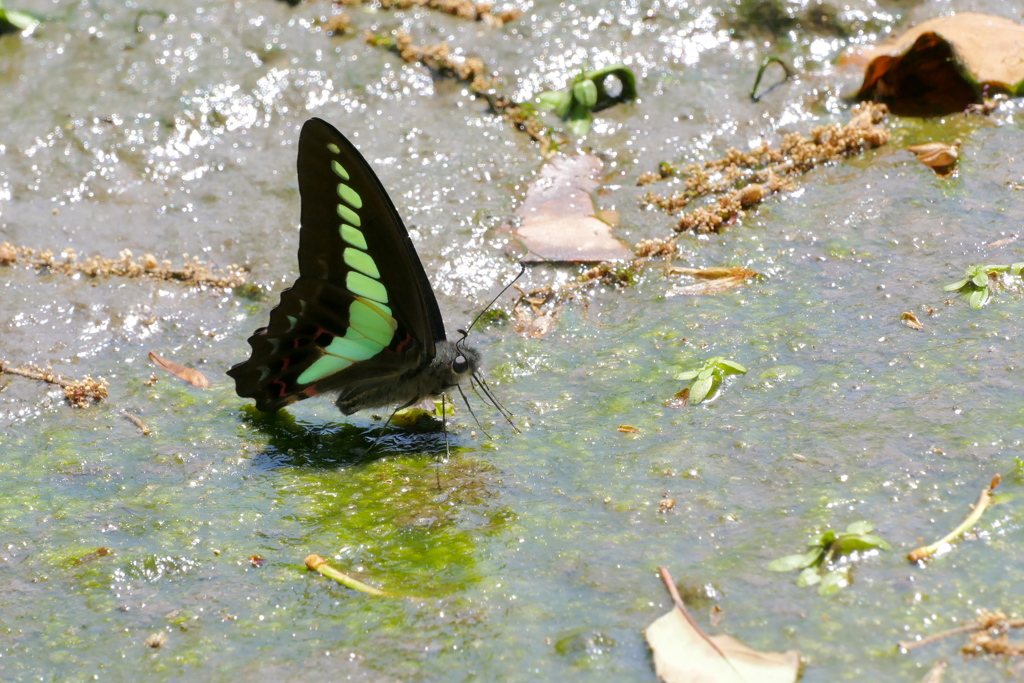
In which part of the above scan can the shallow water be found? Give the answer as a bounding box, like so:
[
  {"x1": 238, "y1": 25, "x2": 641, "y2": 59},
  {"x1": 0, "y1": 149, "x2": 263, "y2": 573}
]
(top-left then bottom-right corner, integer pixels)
[{"x1": 2, "y1": 0, "x2": 1024, "y2": 680}]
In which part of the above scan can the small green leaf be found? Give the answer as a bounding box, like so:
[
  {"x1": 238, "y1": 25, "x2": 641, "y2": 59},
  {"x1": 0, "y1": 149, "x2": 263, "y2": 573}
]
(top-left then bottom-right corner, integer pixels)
[
  {"x1": 818, "y1": 530, "x2": 836, "y2": 546},
  {"x1": 835, "y1": 536, "x2": 884, "y2": 553},
  {"x1": 1010, "y1": 262, "x2": 1024, "y2": 276},
  {"x1": 0, "y1": 6, "x2": 41, "y2": 31},
  {"x1": 717, "y1": 359, "x2": 748, "y2": 375},
  {"x1": 852, "y1": 533, "x2": 891, "y2": 550},
  {"x1": 566, "y1": 115, "x2": 591, "y2": 136},
  {"x1": 817, "y1": 568, "x2": 848, "y2": 596},
  {"x1": 968, "y1": 287, "x2": 989, "y2": 309},
  {"x1": 697, "y1": 368, "x2": 714, "y2": 381},
  {"x1": 943, "y1": 279, "x2": 969, "y2": 291},
  {"x1": 536, "y1": 90, "x2": 568, "y2": 112},
  {"x1": 844, "y1": 521, "x2": 874, "y2": 535},
  {"x1": 767, "y1": 549, "x2": 822, "y2": 572},
  {"x1": 796, "y1": 567, "x2": 821, "y2": 587},
  {"x1": 675, "y1": 370, "x2": 699, "y2": 381},
  {"x1": 689, "y1": 376, "x2": 713, "y2": 404},
  {"x1": 571, "y1": 78, "x2": 598, "y2": 109},
  {"x1": 971, "y1": 272, "x2": 990, "y2": 287}
]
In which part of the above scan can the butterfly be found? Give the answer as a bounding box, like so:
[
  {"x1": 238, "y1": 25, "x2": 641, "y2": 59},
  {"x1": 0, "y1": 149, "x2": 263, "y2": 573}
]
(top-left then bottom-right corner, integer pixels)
[{"x1": 228, "y1": 118, "x2": 482, "y2": 418}]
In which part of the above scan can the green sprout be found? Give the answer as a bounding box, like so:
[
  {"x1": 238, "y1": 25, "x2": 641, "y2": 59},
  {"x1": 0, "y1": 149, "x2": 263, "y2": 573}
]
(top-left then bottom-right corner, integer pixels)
[
  {"x1": 0, "y1": 0, "x2": 42, "y2": 34},
  {"x1": 768, "y1": 521, "x2": 890, "y2": 596},
  {"x1": 536, "y1": 65, "x2": 637, "y2": 136},
  {"x1": 674, "y1": 356, "x2": 747, "y2": 404},
  {"x1": 943, "y1": 262, "x2": 1024, "y2": 309}
]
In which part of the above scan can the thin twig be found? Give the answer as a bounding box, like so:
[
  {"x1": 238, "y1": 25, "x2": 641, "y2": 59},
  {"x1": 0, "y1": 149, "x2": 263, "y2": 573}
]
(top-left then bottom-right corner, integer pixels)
[
  {"x1": 121, "y1": 410, "x2": 152, "y2": 436},
  {"x1": 898, "y1": 615, "x2": 1024, "y2": 652}
]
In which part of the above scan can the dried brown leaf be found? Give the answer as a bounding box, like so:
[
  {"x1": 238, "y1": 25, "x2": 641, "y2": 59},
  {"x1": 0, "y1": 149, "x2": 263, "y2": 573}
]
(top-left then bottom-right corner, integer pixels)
[
  {"x1": 148, "y1": 351, "x2": 210, "y2": 389},
  {"x1": 901, "y1": 311, "x2": 924, "y2": 330},
  {"x1": 851, "y1": 13, "x2": 1024, "y2": 114},
  {"x1": 666, "y1": 266, "x2": 758, "y2": 296}
]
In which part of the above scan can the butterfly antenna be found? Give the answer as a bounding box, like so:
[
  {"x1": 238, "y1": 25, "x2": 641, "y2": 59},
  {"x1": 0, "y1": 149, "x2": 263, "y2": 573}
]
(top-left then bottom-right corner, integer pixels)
[
  {"x1": 456, "y1": 382, "x2": 492, "y2": 440},
  {"x1": 457, "y1": 263, "x2": 527, "y2": 346}
]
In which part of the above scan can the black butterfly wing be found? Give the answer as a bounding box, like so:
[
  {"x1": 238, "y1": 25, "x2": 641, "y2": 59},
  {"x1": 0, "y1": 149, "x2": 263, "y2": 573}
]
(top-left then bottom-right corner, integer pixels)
[{"x1": 228, "y1": 118, "x2": 447, "y2": 413}]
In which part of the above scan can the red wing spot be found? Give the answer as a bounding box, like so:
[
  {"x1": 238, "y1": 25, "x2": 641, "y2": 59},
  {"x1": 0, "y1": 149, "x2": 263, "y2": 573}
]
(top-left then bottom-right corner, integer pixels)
[
  {"x1": 293, "y1": 337, "x2": 305, "y2": 349},
  {"x1": 302, "y1": 385, "x2": 319, "y2": 398},
  {"x1": 273, "y1": 379, "x2": 289, "y2": 397},
  {"x1": 313, "y1": 328, "x2": 333, "y2": 347},
  {"x1": 280, "y1": 358, "x2": 291, "y2": 371},
  {"x1": 393, "y1": 331, "x2": 414, "y2": 355}
]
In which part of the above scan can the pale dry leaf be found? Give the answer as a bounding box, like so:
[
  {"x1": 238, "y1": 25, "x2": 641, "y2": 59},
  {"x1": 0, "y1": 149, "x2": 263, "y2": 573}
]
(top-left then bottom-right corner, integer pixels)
[
  {"x1": 510, "y1": 154, "x2": 632, "y2": 262},
  {"x1": 645, "y1": 608, "x2": 800, "y2": 683}
]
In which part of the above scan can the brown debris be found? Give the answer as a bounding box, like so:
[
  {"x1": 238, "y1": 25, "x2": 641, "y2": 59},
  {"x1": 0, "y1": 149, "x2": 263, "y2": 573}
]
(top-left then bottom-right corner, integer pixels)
[
  {"x1": 365, "y1": 30, "x2": 560, "y2": 155},
  {"x1": 966, "y1": 95, "x2": 1005, "y2": 115},
  {"x1": 634, "y1": 238, "x2": 677, "y2": 259},
  {"x1": 641, "y1": 102, "x2": 890, "y2": 234},
  {"x1": 145, "y1": 632, "x2": 168, "y2": 648},
  {"x1": 511, "y1": 288, "x2": 562, "y2": 338},
  {"x1": 323, "y1": 12, "x2": 350, "y2": 34},
  {"x1": 0, "y1": 360, "x2": 109, "y2": 408},
  {"x1": 965, "y1": 630, "x2": 1024, "y2": 657},
  {"x1": 370, "y1": 29, "x2": 494, "y2": 90},
  {"x1": 0, "y1": 243, "x2": 247, "y2": 290},
  {"x1": 901, "y1": 609, "x2": 1024, "y2": 657},
  {"x1": 339, "y1": 0, "x2": 522, "y2": 26}
]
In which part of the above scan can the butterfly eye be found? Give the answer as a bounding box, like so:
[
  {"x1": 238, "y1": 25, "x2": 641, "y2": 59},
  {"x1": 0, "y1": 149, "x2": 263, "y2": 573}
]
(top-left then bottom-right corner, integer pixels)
[{"x1": 452, "y1": 355, "x2": 469, "y2": 374}]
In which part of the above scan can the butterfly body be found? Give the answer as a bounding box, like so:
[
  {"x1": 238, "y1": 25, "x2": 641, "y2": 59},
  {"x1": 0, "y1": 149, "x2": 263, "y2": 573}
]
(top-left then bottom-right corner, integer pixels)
[{"x1": 228, "y1": 118, "x2": 479, "y2": 416}]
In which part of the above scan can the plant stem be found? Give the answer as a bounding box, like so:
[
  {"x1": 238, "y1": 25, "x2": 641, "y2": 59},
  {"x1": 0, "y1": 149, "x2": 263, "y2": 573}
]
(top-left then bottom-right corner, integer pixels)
[
  {"x1": 305, "y1": 554, "x2": 393, "y2": 596},
  {"x1": 907, "y1": 474, "x2": 1001, "y2": 562}
]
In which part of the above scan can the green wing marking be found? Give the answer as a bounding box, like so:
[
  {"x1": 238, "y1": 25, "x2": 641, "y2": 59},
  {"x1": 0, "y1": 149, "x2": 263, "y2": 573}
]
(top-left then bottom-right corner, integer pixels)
[
  {"x1": 294, "y1": 140, "x2": 397, "y2": 385},
  {"x1": 336, "y1": 203, "x2": 360, "y2": 226},
  {"x1": 341, "y1": 225, "x2": 368, "y2": 249},
  {"x1": 337, "y1": 183, "x2": 363, "y2": 209},
  {"x1": 344, "y1": 247, "x2": 380, "y2": 278}
]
